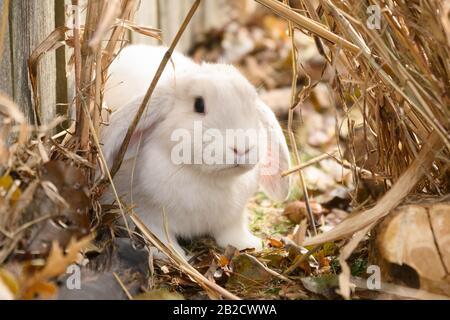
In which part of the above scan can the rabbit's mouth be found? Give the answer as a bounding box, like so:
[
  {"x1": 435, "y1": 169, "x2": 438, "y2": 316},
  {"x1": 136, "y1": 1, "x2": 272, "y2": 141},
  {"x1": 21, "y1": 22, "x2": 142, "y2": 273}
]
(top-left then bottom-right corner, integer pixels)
[
  {"x1": 191, "y1": 162, "x2": 257, "y2": 175},
  {"x1": 220, "y1": 163, "x2": 256, "y2": 173}
]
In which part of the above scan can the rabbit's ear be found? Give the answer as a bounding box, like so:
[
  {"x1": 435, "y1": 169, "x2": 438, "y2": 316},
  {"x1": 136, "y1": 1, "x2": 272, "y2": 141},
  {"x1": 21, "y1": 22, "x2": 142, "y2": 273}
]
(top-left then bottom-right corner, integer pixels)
[
  {"x1": 257, "y1": 99, "x2": 291, "y2": 202},
  {"x1": 101, "y1": 96, "x2": 168, "y2": 169}
]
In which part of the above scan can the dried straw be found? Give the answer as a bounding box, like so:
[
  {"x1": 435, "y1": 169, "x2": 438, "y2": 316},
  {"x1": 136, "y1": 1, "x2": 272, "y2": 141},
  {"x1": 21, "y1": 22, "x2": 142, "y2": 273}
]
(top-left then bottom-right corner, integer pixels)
[{"x1": 260, "y1": 0, "x2": 449, "y2": 297}]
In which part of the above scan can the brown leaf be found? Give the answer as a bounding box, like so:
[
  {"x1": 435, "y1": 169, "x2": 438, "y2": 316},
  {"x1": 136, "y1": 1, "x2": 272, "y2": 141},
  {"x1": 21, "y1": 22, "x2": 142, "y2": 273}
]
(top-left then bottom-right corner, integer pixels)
[
  {"x1": 267, "y1": 238, "x2": 284, "y2": 248},
  {"x1": 218, "y1": 256, "x2": 230, "y2": 268},
  {"x1": 21, "y1": 236, "x2": 92, "y2": 299},
  {"x1": 316, "y1": 251, "x2": 330, "y2": 268},
  {"x1": 22, "y1": 281, "x2": 57, "y2": 300},
  {"x1": 0, "y1": 269, "x2": 19, "y2": 299},
  {"x1": 25, "y1": 161, "x2": 90, "y2": 254},
  {"x1": 228, "y1": 254, "x2": 274, "y2": 286},
  {"x1": 283, "y1": 201, "x2": 322, "y2": 224}
]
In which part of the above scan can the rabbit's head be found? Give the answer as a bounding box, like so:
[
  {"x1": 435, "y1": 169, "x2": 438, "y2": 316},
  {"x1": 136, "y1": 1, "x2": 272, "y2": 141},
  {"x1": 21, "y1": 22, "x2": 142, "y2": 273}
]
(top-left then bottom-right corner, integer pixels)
[
  {"x1": 166, "y1": 64, "x2": 264, "y2": 173},
  {"x1": 102, "y1": 62, "x2": 291, "y2": 201}
]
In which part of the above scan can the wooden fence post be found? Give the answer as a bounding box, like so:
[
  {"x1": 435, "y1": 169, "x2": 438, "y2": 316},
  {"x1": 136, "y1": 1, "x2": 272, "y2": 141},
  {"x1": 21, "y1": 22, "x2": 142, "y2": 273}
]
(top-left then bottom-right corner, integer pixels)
[
  {"x1": 55, "y1": 0, "x2": 68, "y2": 120},
  {"x1": 133, "y1": 0, "x2": 236, "y2": 53},
  {"x1": 0, "y1": 0, "x2": 13, "y2": 99},
  {"x1": 5, "y1": 0, "x2": 56, "y2": 125}
]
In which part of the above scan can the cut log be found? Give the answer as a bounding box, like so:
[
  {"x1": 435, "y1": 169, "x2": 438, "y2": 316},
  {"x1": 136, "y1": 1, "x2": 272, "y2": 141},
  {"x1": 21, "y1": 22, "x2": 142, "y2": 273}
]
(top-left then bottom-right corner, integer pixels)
[{"x1": 374, "y1": 202, "x2": 450, "y2": 297}]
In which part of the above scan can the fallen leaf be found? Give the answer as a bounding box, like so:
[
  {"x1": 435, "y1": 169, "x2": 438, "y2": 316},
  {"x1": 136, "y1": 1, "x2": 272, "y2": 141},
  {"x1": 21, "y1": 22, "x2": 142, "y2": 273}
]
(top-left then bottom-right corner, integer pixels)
[
  {"x1": 0, "y1": 174, "x2": 21, "y2": 203},
  {"x1": 279, "y1": 283, "x2": 308, "y2": 300},
  {"x1": 301, "y1": 275, "x2": 340, "y2": 299},
  {"x1": 287, "y1": 246, "x2": 311, "y2": 274},
  {"x1": 316, "y1": 251, "x2": 330, "y2": 268},
  {"x1": 25, "y1": 160, "x2": 90, "y2": 254},
  {"x1": 218, "y1": 256, "x2": 230, "y2": 267},
  {"x1": 283, "y1": 201, "x2": 322, "y2": 224},
  {"x1": 228, "y1": 254, "x2": 274, "y2": 286},
  {"x1": 261, "y1": 249, "x2": 289, "y2": 269},
  {"x1": 311, "y1": 242, "x2": 338, "y2": 257},
  {"x1": 267, "y1": 238, "x2": 284, "y2": 248},
  {"x1": 0, "y1": 279, "x2": 14, "y2": 300},
  {"x1": 0, "y1": 269, "x2": 19, "y2": 300},
  {"x1": 21, "y1": 236, "x2": 92, "y2": 299},
  {"x1": 22, "y1": 281, "x2": 57, "y2": 300}
]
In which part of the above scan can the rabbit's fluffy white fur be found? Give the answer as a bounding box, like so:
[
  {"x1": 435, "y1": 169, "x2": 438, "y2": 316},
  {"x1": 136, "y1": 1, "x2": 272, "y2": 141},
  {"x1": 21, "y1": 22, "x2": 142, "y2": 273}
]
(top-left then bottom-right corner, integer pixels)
[{"x1": 101, "y1": 45, "x2": 291, "y2": 257}]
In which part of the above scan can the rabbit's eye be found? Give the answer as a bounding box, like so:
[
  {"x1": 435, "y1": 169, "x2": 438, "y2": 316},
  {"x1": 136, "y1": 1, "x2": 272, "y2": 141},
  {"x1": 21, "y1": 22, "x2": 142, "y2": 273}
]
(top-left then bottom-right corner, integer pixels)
[{"x1": 194, "y1": 97, "x2": 205, "y2": 114}]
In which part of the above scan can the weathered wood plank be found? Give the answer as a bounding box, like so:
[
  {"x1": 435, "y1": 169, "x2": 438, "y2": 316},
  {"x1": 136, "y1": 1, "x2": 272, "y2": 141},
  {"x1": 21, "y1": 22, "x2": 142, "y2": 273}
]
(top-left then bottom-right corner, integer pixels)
[
  {"x1": 133, "y1": 0, "x2": 235, "y2": 53},
  {"x1": 0, "y1": 0, "x2": 13, "y2": 98},
  {"x1": 55, "y1": 0, "x2": 68, "y2": 118},
  {"x1": 9, "y1": 0, "x2": 56, "y2": 124},
  {"x1": 157, "y1": 0, "x2": 193, "y2": 52},
  {"x1": 132, "y1": 0, "x2": 159, "y2": 45}
]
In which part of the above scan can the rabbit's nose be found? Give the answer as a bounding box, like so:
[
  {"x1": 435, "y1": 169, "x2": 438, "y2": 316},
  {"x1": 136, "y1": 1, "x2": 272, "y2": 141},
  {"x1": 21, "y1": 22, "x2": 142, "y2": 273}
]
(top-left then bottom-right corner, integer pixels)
[{"x1": 232, "y1": 146, "x2": 253, "y2": 156}]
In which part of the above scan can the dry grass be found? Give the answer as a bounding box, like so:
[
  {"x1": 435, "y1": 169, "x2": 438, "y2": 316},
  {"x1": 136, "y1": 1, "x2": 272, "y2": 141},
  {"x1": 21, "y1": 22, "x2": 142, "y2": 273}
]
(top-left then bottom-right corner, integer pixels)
[{"x1": 258, "y1": 0, "x2": 449, "y2": 297}]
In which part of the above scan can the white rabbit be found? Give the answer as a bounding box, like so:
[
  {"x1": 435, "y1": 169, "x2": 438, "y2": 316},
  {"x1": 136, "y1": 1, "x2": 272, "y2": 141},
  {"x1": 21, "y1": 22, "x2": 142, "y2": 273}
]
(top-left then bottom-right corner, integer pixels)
[{"x1": 101, "y1": 45, "x2": 291, "y2": 258}]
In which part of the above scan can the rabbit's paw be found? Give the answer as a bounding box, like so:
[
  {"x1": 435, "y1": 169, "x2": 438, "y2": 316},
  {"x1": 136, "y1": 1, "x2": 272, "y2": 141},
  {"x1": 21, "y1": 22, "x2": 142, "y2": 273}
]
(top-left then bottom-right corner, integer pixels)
[
  {"x1": 149, "y1": 243, "x2": 187, "y2": 261},
  {"x1": 215, "y1": 227, "x2": 263, "y2": 251}
]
